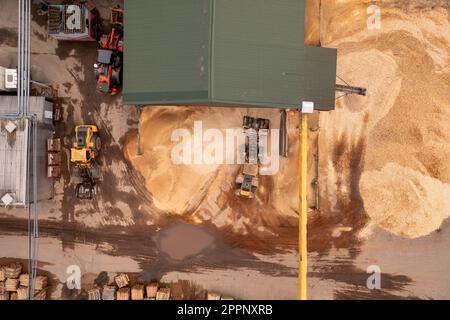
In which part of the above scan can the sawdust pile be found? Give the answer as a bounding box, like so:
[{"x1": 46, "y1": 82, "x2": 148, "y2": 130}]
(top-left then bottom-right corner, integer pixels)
[
  {"x1": 360, "y1": 163, "x2": 450, "y2": 238},
  {"x1": 124, "y1": 107, "x2": 302, "y2": 234},
  {"x1": 124, "y1": 1, "x2": 450, "y2": 239},
  {"x1": 317, "y1": 0, "x2": 450, "y2": 238}
]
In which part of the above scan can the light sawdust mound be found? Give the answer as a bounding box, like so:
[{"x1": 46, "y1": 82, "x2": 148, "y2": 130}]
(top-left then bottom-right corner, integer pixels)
[
  {"x1": 125, "y1": 107, "x2": 225, "y2": 214},
  {"x1": 316, "y1": 1, "x2": 450, "y2": 238},
  {"x1": 360, "y1": 163, "x2": 450, "y2": 238},
  {"x1": 124, "y1": 106, "x2": 301, "y2": 232}
]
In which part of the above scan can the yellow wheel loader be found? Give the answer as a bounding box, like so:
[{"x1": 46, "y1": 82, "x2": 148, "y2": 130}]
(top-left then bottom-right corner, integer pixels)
[{"x1": 70, "y1": 125, "x2": 101, "y2": 200}]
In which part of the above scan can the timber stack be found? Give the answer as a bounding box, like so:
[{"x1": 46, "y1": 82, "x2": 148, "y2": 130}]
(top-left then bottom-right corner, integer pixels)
[{"x1": 0, "y1": 262, "x2": 48, "y2": 300}]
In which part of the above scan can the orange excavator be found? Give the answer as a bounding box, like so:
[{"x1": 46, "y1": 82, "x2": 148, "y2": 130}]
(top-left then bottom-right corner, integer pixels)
[{"x1": 94, "y1": 28, "x2": 123, "y2": 95}]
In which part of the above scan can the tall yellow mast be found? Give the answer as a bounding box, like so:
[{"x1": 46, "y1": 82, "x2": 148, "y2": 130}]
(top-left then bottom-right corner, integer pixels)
[{"x1": 299, "y1": 112, "x2": 308, "y2": 300}]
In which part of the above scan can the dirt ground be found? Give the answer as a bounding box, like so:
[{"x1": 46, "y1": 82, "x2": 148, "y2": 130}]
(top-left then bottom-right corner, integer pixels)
[{"x1": 1, "y1": 0, "x2": 450, "y2": 300}]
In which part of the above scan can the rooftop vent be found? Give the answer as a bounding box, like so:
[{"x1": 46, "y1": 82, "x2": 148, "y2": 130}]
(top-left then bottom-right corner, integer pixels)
[
  {"x1": 5, "y1": 121, "x2": 17, "y2": 133},
  {"x1": 1, "y1": 193, "x2": 14, "y2": 206}
]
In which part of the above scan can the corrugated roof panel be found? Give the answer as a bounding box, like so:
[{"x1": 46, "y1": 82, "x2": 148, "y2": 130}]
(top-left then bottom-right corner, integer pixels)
[
  {"x1": 123, "y1": 0, "x2": 212, "y2": 105},
  {"x1": 212, "y1": 0, "x2": 307, "y2": 107}
]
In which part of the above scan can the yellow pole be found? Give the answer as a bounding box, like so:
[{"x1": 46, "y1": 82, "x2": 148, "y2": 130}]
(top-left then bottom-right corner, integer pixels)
[{"x1": 299, "y1": 112, "x2": 308, "y2": 300}]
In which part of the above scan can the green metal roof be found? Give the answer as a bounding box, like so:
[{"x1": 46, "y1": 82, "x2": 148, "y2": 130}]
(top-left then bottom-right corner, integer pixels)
[{"x1": 124, "y1": 0, "x2": 337, "y2": 111}]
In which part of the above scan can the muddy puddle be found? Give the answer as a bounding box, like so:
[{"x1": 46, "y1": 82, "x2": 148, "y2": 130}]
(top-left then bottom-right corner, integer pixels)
[{"x1": 156, "y1": 223, "x2": 215, "y2": 261}]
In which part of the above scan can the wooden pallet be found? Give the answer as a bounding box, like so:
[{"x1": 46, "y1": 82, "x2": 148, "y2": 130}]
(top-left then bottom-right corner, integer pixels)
[
  {"x1": 88, "y1": 288, "x2": 101, "y2": 300},
  {"x1": 3, "y1": 263, "x2": 22, "y2": 279},
  {"x1": 34, "y1": 275, "x2": 48, "y2": 291},
  {"x1": 47, "y1": 138, "x2": 61, "y2": 152},
  {"x1": 34, "y1": 289, "x2": 47, "y2": 300},
  {"x1": 117, "y1": 287, "x2": 130, "y2": 300},
  {"x1": 5, "y1": 278, "x2": 19, "y2": 291},
  {"x1": 17, "y1": 286, "x2": 29, "y2": 300},
  {"x1": 102, "y1": 285, "x2": 116, "y2": 300},
  {"x1": 145, "y1": 282, "x2": 158, "y2": 299},
  {"x1": 19, "y1": 274, "x2": 30, "y2": 287},
  {"x1": 156, "y1": 287, "x2": 171, "y2": 300},
  {"x1": 0, "y1": 291, "x2": 10, "y2": 300},
  {"x1": 131, "y1": 284, "x2": 145, "y2": 300},
  {"x1": 114, "y1": 273, "x2": 129, "y2": 289}
]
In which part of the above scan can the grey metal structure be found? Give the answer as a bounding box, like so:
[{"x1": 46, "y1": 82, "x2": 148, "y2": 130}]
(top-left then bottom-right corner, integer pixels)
[
  {"x1": 124, "y1": 0, "x2": 337, "y2": 111},
  {"x1": 0, "y1": 96, "x2": 54, "y2": 126},
  {"x1": 0, "y1": 98, "x2": 53, "y2": 206}
]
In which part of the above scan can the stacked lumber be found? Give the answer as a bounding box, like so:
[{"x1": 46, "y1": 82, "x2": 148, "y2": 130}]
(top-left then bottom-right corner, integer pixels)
[
  {"x1": 0, "y1": 267, "x2": 5, "y2": 281},
  {"x1": 10, "y1": 292, "x2": 18, "y2": 300},
  {"x1": 88, "y1": 272, "x2": 236, "y2": 301},
  {"x1": 17, "y1": 286, "x2": 29, "y2": 300},
  {"x1": 145, "y1": 282, "x2": 158, "y2": 299},
  {"x1": 117, "y1": 287, "x2": 130, "y2": 300},
  {"x1": 207, "y1": 292, "x2": 221, "y2": 300},
  {"x1": 114, "y1": 273, "x2": 129, "y2": 288},
  {"x1": 5, "y1": 278, "x2": 19, "y2": 291},
  {"x1": 156, "y1": 287, "x2": 171, "y2": 300},
  {"x1": 19, "y1": 273, "x2": 30, "y2": 287},
  {"x1": 34, "y1": 275, "x2": 48, "y2": 291},
  {"x1": 3, "y1": 263, "x2": 22, "y2": 279},
  {"x1": 102, "y1": 285, "x2": 116, "y2": 300},
  {"x1": 88, "y1": 288, "x2": 101, "y2": 300},
  {"x1": 131, "y1": 284, "x2": 144, "y2": 300}
]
